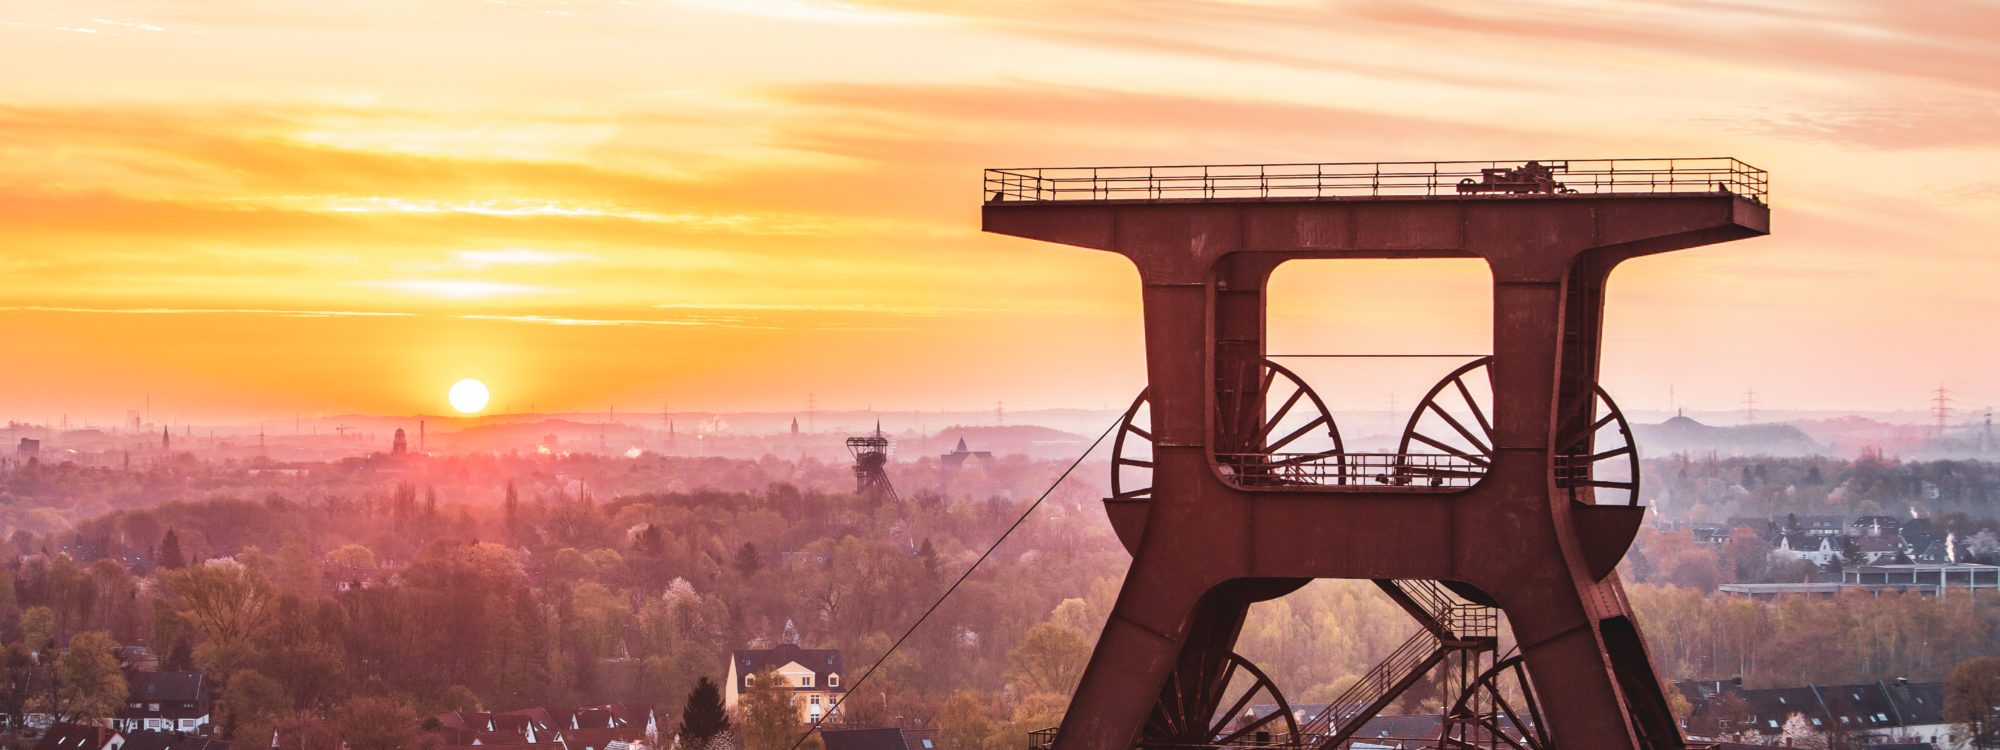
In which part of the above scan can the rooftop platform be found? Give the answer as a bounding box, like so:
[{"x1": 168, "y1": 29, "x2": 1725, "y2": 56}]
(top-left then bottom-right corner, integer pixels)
[{"x1": 985, "y1": 157, "x2": 1766, "y2": 204}]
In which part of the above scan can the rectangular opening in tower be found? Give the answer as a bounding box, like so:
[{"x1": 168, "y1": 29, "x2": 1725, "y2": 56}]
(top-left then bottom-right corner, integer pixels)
[{"x1": 1264, "y1": 259, "x2": 1493, "y2": 455}]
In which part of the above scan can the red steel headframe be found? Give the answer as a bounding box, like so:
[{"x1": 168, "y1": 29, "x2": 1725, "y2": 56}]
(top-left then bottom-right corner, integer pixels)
[{"x1": 981, "y1": 158, "x2": 1770, "y2": 750}]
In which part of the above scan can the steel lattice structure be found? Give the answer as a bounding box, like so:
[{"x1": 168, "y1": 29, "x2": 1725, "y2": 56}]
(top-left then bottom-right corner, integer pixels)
[
  {"x1": 981, "y1": 157, "x2": 1770, "y2": 750},
  {"x1": 848, "y1": 422, "x2": 900, "y2": 503}
]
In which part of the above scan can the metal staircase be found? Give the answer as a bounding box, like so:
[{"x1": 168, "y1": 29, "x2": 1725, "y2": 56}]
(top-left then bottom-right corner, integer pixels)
[{"x1": 1293, "y1": 580, "x2": 1498, "y2": 750}]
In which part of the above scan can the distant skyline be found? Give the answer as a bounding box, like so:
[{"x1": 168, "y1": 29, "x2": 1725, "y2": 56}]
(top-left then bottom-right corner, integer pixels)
[{"x1": 5, "y1": 1, "x2": 1999, "y2": 420}]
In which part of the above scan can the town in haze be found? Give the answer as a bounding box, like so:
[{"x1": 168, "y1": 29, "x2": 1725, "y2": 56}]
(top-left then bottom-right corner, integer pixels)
[{"x1": 8, "y1": 2, "x2": 2000, "y2": 750}]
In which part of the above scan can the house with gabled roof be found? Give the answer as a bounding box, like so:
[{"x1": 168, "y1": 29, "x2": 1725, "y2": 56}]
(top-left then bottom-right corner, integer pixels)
[
  {"x1": 432, "y1": 703, "x2": 655, "y2": 750},
  {"x1": 32, "y1": 724, "x2": 232, "y2": 750},
  {"x1": 1677, "y1": 677, "x2": 1969, "y2": 748},
  {"x1": 725, "y1": 642, "x2": 846, "y2": 724},
  {"x1": 114, "y1": 672, "x2": 211, "y2": 734},
  {"x1": 32, "y1": 723, "x2": 121, "y2": 750}
]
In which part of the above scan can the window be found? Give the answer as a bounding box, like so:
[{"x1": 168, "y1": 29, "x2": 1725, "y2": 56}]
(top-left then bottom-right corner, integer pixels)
[
  {"x1": 810, "y1": 696, "x2": 820, "y2": 705},
  {"x1": 744, "y1": 675, "x2": 755, "y2": 687},
  {"x1": 801, "y1": 675, "x2": 813, "y2": 687},
  {"x1": 828, "y1": 675, "x2": 839, "y2": 687}
]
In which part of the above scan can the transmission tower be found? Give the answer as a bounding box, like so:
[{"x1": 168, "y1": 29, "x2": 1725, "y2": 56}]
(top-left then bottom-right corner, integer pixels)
[
  {"x1": 1933, "y1": 385, "x2": 1953, "y2": 439},
  {"x1": 845, "y1": 421, "x2": 899, "y2": 503},
  {"x1": 1743, "y1": 387, "x2": 1758, "y2": 424}
]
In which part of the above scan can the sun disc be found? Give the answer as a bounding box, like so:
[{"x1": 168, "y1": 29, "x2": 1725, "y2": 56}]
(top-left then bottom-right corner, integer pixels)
[{"x1": 448, "y1": 378, "x2": 490, "y2": 414}]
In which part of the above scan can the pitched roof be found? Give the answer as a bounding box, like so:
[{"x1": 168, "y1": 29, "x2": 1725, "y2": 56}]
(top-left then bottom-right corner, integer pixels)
[
  {"x1": 559, "y1": 727, "x2": 646, "y2": 750},
  {"x1": 821, "y1": 728, "x2": 909, "y2": 750},
  {"x1": 119, "y1": 730, "x2": 232, "y2": 750},
  {"x1": 1679, "y1": 678, "x2": 1951, "y2": 736},
  {"x1": 127, "y1": 671, "x2": 208, "y2": 703},
  {"x1": 1815, "y1": 683, "x2": 1900, "y2": 732},
  {"x1": 732, "y1": 643, "x2": 844, "y2": 691},
  {"x1": 1884, "y1": 680, "x2": 1946, "y2": 725},
  {"x1": 33, "y1": 724, "x2": 117, "y2": 750}
]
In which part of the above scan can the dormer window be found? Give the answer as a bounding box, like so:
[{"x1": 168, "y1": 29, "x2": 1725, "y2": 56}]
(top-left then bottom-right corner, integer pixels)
[
  {"x1": 828, "y1": 675, "x2": 839, "y2": 687},
  {"x1": 745, "y1": 674, "x2": 755, "y2": 687}
]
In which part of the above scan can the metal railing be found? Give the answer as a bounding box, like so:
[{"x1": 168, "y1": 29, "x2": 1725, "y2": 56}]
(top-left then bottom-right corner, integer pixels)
[
  {"x1": 985, "y1": 157, "x2": 1766, "y2": 204},
  {"x1": 1215, "y1": 452, "x2": 1485, "y2": 490},
  {"x1": 1308, "y1": 628, "x2": 1443, "y2": 739}
]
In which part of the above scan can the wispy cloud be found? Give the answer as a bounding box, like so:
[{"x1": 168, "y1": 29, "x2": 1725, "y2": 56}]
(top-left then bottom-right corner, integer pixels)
[
  {"x1": 359, "y1": 279, "x2": 567, "y2": 299},
  {"x1": 453, "y1": 248, "x2": 596, "y2": 267},
  {"x1": 0, "y1": 306, "x2": 414, "y2": 318}
]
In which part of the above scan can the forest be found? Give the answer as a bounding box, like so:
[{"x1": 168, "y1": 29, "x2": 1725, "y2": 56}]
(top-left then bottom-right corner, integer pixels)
[{"x1": 0, "y1": 448, "x2": 1998, "y2": 748}]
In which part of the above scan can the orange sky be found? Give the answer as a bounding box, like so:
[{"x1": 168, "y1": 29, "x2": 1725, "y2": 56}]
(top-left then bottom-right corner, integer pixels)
[{"x1": 4, "y1": 1, "x2": 1999, "y2": 423}]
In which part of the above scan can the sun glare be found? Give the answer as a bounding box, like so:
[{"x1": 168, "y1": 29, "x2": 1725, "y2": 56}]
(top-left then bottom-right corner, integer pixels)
[{"x1": 448, "y1": 378, "x2": 490, "y2": 414}]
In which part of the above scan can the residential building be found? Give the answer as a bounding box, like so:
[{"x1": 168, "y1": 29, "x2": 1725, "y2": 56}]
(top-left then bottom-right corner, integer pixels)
[
  {"x1": 432, "y1": 703, "x2": 656, "y2": 750},
  {"x1": 1690, "y1": 524, "x2": 1732, "y2": 546},
  {"x1": 114, "y1": 672, "x2": 211, "y2": 734},
  {"x1": 725, "y1": 642, "x2": 846, "y2": 724},
  {"x1": 1772, "y1": 534, "x2": 1838, "y2": 567},
  {"x1": 819, "y1": 727, "x2": 941, "y2": 750},
  {"x1": 33, "y1": 724, "x2": 231, "y2": 750},
  {"x1": 1677, "y1": 677, "x2": 1965, "y2": 748},
  {"x1": 1792, "y1": 515, "x2": 1846, "y2": 539},
  {"x1": 1851, "y1": 516, "x2": 1904, "y2": 538},
  {"x1": 938, "y1": 438, "x2": 993, "y2": 470},
  {"x1": 1849, "y1": 536, "x2": 1904, "y2": 565}
]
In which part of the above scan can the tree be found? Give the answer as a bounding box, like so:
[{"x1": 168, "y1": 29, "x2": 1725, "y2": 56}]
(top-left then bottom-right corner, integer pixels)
[
  {"x1": 20, "y1": 606, "x2": 54, "y2": 653},
  {"x1": 1007, "y1": 623, "x2": 1090, "y2": 696},
  {"x1": 274, "y1": 714, "x2": 344, "y2": 750},
  {"x1": 0, "y1": 643, "x2": 34, "y2": 730},
  {"x1": 275, "y1": 536, "x2": 321, "y2": 597},
  {"x1": 338, "y1": 696, "x2": 432, "y2": 750},
  {"x1": 734, "y1": 543, "x2": 763, "y2": 578},
  {"x1": 327, "y1": 544, "x2": 377, "y2": 570},
  {"x1": 503, "y1": 481, "x2": 521, "y2": 541},
  {"x1": 1710, "y1": 692, "x2": 1754, "y2": 740},
  {"x1": 48, "y1": 631, "x2": 127, "y2": 724},
  {"x1": 158, "y1": 528, "x2": 187, "y2": 570},
  {"x1": 677, "y1": 676, "x2": 731, "y2": 749},
  {"x1": 221, "y1": 669, "x2": 290, "y2": 739},
  {"x1": 161, "y1": 562, "x2": 280, "y2": 646},
  {"x1": 434, "y1": 685, "x2": 483, "y2": 713},
  {"x1": 1948, "y1": 656, "x2": 2000, "y2": 748},
  {"x1": 739, "y1": 671, "x2": 803, "y2": 750},
  {"x1": 939, "y1": 691, "x2": 995, "y2": 750},
  {"x1": 1778, "y1": 712, "x2": 1826, "y2": 750}
]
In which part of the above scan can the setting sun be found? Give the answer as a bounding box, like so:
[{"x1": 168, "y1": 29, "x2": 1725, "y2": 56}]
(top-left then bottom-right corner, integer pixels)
[{"x1": 448, "y1": 378, "x2": 490, "y2": 414}]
